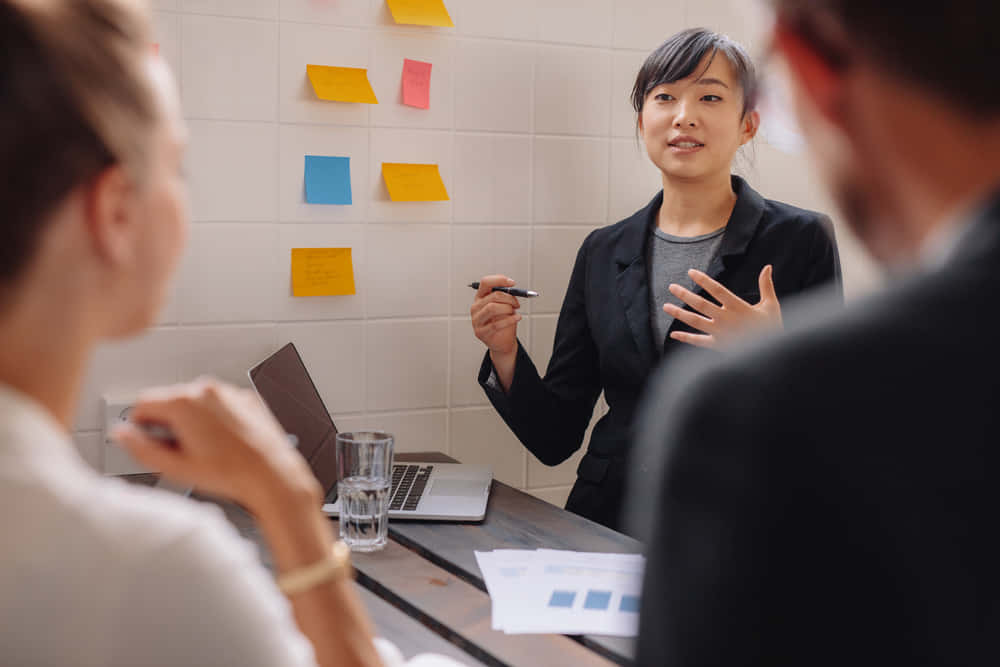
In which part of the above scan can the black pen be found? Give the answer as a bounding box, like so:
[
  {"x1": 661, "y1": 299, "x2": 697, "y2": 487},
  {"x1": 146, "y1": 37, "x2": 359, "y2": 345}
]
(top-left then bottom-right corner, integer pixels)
[{"x1": 468, "y1": 282, "x2": 539, "y2": 298}]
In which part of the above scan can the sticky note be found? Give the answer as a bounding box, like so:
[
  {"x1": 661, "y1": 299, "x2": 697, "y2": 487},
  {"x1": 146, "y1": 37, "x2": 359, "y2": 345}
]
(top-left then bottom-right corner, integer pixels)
[
  {"x1": 402, "y1": 59, "x2": 432, "y2": 109},
  {"x1": 386, "y1": 0, "x2": 454, "y2": 27},
  {"x1": 381, "y1": 163, "x2": 449, "y2": 202},
  {"x1": 304, "y1": 155, "x2": 352, "y2": 205},
  {"x1": 306, "y1": 64, "x2": 378, "y2": 104},
  {"x1": 291, "y1": 248, "x2": 356, "y2": 297}
]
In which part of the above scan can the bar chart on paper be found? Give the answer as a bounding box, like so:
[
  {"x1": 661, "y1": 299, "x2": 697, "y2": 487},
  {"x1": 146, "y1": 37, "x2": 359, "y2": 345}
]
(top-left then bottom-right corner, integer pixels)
[{"x1": 474, "y1": 549, "x2": 645, "y2": 636}]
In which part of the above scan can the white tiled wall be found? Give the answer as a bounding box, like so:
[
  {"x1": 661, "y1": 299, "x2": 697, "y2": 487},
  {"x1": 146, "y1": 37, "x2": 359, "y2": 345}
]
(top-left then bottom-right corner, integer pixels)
[{"x1": 77, "y1": 0, "x2": 879, "y2": 508}]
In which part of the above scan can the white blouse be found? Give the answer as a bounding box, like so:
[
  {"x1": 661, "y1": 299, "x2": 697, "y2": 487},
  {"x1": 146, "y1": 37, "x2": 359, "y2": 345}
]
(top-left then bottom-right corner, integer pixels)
[{"x1": 0, "y1": 384, "x2": 460, "y2": 667}]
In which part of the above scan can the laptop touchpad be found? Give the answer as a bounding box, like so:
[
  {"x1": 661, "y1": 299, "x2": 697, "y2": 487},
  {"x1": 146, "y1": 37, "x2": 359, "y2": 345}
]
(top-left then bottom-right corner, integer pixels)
[{"x1": 429, "y1": 480, "x2": 483, "y2": 497}]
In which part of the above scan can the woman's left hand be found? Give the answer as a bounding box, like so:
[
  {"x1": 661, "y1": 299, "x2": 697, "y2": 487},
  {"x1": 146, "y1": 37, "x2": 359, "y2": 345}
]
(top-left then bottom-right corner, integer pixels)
[{"x1": 663, "y1": 265, "x2": 783, "y2": 349}]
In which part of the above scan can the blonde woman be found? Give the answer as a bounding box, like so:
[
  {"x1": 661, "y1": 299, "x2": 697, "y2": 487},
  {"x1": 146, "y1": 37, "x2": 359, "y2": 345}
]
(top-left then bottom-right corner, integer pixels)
[{"x1": 0, "y1": 2, "x2": 458, "y2": 666}]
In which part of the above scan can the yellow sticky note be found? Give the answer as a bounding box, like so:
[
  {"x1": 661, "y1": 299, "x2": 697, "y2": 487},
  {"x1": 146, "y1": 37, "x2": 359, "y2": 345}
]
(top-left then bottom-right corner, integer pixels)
[
  {"x1": 306, "y1": 65, "x2": 378, "y2": 104},
  {"x1": 386, "y1": 0, "x2": 454, "y2": 27},
  {"x1": 382, "y1": 163, "x2": 450, "y2": 202},
  {"x1": 291, "y1": 248, "x2": 357, "y2": 297}
]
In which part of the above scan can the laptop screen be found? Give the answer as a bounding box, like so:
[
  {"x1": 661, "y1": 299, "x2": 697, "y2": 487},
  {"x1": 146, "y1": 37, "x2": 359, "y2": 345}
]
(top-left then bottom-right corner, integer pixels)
[{"x1": 248, "y1": 342, "x2": 339, "y2": 497}]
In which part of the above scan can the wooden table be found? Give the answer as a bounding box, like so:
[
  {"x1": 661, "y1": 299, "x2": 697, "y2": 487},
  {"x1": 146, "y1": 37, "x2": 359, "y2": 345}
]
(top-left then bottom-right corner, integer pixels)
[{"x1": 203, "y1": 452, "x2": 642, "y2": 666}]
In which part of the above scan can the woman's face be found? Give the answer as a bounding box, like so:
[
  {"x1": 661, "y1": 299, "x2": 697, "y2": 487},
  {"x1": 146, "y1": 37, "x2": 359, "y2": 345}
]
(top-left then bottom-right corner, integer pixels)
[{"x1": 639, "y1": 53, "x2": 758, "y2": 184}]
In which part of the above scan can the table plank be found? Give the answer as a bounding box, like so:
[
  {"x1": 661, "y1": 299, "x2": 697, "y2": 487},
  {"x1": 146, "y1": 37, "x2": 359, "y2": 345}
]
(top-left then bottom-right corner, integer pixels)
[
  {"x1": 392, "y1": 454, "x2": 640, "y2": 663},
  {"x1": 352, "y1": 541, "x2": 615, "y2": 667},
  {"x1": 357, "y1": 587, "x2": 488, "y2": 666},
  {"x1": 206, "y1": 496, "x2": 487, "y2": 666}
]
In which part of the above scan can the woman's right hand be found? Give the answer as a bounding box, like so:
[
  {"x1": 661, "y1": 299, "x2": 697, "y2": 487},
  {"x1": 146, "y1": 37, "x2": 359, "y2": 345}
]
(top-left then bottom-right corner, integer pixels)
[
  {"x1": 471, "y1": 275, "x2": 523, "y2": 391},
  {"x1": 111, "y1": 377, "x2": 320, "y2": 516},
  {"x1": 470, "y1": 274, "x2": 523, "y2": 358}
]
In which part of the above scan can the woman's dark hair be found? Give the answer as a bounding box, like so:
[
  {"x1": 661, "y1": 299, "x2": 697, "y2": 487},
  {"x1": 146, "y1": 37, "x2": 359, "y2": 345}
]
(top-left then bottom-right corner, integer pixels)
[{"x1": 631, "y1": 28, "x2": 759, "y2": 122}]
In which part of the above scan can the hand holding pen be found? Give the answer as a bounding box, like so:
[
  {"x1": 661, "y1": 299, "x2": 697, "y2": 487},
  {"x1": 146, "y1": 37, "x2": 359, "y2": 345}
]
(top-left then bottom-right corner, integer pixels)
[{"x1": 469, "y1": 275, "x2": 533, "y2": 362}]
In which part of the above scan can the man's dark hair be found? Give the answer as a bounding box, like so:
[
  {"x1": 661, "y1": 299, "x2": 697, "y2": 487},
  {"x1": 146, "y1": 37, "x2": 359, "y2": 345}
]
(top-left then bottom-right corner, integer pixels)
[
  {"x1": 773, "y1": 0, "x2": 1000, "y2": 114},
  {"x1": 631, "y1": 28, "x2": 759, "y2": 120}
]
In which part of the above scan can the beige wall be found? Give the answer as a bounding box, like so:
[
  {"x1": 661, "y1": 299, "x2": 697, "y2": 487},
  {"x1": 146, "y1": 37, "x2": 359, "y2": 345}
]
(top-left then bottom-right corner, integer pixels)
[{"x1": 74, "y1": 0, "x2": 880, "y2": 507}]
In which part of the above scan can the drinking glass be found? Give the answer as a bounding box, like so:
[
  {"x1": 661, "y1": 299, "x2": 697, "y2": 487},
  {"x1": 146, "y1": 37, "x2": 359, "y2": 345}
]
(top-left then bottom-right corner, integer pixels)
[{"x1": 335, "y1": 431, "x2": 393, "y2": 552}]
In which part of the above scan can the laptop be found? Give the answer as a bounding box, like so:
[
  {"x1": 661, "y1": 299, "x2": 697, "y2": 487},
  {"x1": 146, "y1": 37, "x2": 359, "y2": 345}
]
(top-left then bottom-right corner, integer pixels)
[{"x1": 248, "y1": 342, "x2": 492, "y2": 522}]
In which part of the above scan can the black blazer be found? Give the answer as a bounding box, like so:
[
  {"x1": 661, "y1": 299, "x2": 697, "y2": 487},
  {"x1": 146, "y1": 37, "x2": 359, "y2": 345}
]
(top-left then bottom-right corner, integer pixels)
[
  {"x1": 479, "y1": 176, "x2": 842, "y2": 532},
  {"x1": 629, "y1": 187, "x2": 1000, "y2": 665}
]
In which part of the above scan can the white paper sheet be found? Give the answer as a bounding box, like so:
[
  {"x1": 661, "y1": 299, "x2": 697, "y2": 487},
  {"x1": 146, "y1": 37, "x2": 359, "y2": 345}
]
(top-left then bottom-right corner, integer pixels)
[{"x1": 474, "y1": 549, "x2": 645, "y2": 637}]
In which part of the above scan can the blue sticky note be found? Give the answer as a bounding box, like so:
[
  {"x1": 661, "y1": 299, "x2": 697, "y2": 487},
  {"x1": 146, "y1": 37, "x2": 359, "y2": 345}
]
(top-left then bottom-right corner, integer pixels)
[
  {"x1": 619, "y1": 595, "x2": 640, "y2": 613},
  {"x1": 583, "y1": 590, "x2": 612, "y2": 610},
  {"x1": 548, "y1": 591, "x2": 576, "y2": 608},
  {"x1": 304, "y1": 155, "x2": 352, "y2": 205}
]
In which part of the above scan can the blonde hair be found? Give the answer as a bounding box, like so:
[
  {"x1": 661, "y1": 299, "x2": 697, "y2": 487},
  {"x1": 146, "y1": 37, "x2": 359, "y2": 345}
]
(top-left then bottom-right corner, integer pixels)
[{"x1": 0, "y1": 0, "x2": 156, "y2": 284}]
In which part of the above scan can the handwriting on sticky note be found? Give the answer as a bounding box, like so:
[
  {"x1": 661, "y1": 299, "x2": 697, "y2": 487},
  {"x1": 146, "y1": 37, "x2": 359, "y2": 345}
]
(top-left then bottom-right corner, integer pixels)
[
  {"x1": 291, "y1": 248, "x2": 356, "y2": 297},
  {"x1": 304, "y1": 155, "x2": 352, "y2": 205},
  {"x1": 386, "y1": 0, "x2": 454, "y2": 27},
  {"x1": 402, "y1": 59, "x2": 432, "y2": 109},
  {"x1": 306, "y1": 64, "x2": 378, "y2": 104},
  {"x1": 381, "y1": 163, "x2": 449, "y2": 202}
]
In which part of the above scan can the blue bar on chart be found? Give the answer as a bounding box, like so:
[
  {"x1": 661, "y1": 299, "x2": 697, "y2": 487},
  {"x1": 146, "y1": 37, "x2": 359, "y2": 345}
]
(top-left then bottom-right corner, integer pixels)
[
  {"x1": 548, "y1": 590, "x2": 576, "y2": 608},
  {"x1": 583, "y1": 590, "x2": 612, "y2": 610},
  {"x1": 619, "y1": 595, "x2": 640, "y2": 613},
  {"x1": 304, "y1": 155, "x2": 352, "y2": 205}
]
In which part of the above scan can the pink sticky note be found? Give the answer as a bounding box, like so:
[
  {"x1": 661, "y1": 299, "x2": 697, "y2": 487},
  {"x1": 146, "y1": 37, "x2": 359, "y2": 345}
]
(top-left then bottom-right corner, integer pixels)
[{"x1": 401, "y1": 58, "x2": 432, "y2": 110}]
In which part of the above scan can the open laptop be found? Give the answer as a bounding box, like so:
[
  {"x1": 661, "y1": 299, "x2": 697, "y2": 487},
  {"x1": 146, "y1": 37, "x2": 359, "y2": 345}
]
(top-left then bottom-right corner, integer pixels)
[{"x1": 248, "y1": 342, "x2": 492, "y2": 522}]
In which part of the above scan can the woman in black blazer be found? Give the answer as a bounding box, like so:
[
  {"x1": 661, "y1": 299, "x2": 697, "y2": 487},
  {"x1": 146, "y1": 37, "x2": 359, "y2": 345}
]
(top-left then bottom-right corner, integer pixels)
[{"x1": 470, "y1": 29, "x2": 842, "y2": 533}]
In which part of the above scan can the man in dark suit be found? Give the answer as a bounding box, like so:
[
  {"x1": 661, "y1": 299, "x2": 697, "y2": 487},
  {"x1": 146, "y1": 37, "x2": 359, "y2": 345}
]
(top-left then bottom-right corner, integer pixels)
[{"x1": 629, "y1": 1, "x2": 1000, "y2": 665}]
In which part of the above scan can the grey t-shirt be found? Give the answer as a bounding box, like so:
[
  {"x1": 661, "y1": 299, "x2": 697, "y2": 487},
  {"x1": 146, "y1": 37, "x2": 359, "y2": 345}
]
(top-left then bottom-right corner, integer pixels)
[{"x1": 648, "y1": 225, "x2": 726, "y2": 351}]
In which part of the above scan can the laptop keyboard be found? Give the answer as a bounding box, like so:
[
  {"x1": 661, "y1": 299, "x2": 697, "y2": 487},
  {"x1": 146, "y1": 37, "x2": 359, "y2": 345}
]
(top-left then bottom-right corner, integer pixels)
[{"x1": 389, "y1": 464, "x2": 433, "y2": 512}]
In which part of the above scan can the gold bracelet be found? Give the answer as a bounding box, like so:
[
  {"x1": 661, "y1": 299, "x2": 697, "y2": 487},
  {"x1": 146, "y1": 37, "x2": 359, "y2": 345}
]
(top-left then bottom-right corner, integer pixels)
[{"x1": 276, "y1": 541, "x2": 353, "y2": 596}]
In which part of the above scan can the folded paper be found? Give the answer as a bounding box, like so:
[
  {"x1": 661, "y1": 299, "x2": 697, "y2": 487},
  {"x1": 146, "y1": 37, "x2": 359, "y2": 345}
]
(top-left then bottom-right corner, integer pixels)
[
  {"x1": 401, "y1": 59, "x2": 433, "y2": 109},
  {"x1": 386, "y1": 0, "x2": 453, "y2": 27},
  {"x1": 291, "y1": 248, "x2": 357, "y2": 297},
  {"x1": 304, "y1": 155, "x2": 352, "y2": 205},
  {"x1": 381, "y1": 163, "x2": 449, "y2": 202},
  {"x1": 306, "y1": 64, "x2": 378, "y2": 104}
]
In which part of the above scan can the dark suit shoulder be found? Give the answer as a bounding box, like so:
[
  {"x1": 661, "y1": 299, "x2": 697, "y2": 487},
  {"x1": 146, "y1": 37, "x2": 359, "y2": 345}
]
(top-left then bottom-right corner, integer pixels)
[
  {"x1": 761, "y1": 196, "x2": 828, "y2": 223},
  {"x1": 758, "y1": 197, "x2": 833, "y2": 238}
]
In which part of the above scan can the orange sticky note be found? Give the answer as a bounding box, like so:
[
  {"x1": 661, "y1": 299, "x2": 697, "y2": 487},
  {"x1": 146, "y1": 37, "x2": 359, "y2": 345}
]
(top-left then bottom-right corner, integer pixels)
[
  {"x1": 386, "y1": 0, "x2": 454, "y2": 27},
  {"x1": 382, "y1": 163, "x2": 449, "y2": 202},
  {"x1": 291, "y1": 248, "x2": 356, "y2": 297},
  {"x1": 402, "y1": 59, "x2": 432, "y2": 109},
  {"x1": 306, "y1": 64, "x2": 378, "y2": 104}
]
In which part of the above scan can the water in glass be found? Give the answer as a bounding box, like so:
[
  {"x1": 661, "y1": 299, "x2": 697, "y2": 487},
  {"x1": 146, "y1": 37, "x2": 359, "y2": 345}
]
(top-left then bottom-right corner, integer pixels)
[
  {"x1": 338, "y1": 476, "x2": 390, "y2": 551},
  {"x1": 335, "y1": 431, "x2": 393, "y2": 552}
]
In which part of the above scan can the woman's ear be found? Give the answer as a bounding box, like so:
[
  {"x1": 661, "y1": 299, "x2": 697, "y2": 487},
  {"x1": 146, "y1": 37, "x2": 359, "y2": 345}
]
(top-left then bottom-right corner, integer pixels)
[
  {"x1": 637, "y1": 111, "x2": 645, "y2": 137},
  {"x1": 741, "y1": 109, "x2": 761, "y2": 145},
  {"x1": 83, "y1": 164, "x2": 139, "y2": 268}
]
